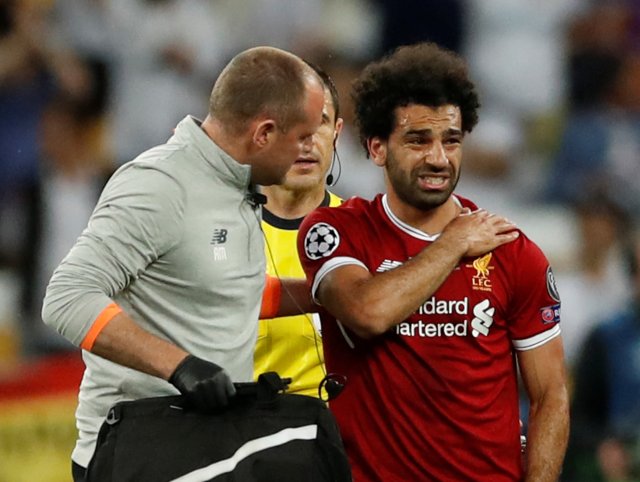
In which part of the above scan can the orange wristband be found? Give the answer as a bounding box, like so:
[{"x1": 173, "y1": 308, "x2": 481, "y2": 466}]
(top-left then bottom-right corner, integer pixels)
[
  {"x1": 80, "y1": 303, "x2": 122, "y2": 351},
  {"x1": 260, "y1": 275, "x2": 282, "y2": 319}
]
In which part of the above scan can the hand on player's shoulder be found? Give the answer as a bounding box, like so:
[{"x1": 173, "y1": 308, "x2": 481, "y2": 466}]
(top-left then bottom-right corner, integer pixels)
[{"x1": 444, "y1": 208, "x2": 519, "y2": 257}]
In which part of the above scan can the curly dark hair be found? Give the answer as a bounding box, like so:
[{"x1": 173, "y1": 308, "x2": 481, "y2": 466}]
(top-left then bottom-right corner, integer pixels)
[{"x1": 352, "y1": 42, "x2": 480, "y2": 152}]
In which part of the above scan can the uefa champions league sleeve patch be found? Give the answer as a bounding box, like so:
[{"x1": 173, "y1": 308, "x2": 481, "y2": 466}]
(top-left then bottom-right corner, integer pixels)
[
  {"x1": 304, "y1": 222, "x2": 340, "y2": 260},
  {"x1": 546, "y1": 266, "x2": 560, "y2": 302},
  {"x1": 540, "y1": 303, "x2": 561, "y2": 324}
]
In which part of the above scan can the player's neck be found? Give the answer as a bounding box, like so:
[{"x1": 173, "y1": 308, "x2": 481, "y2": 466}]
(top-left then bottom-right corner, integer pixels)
[
  {"x1": 386, "y1": 192, "x2": 460, "y2": 236},
  {"x1": 262, "y1": 185, "x2": 326, "y2": 220}
]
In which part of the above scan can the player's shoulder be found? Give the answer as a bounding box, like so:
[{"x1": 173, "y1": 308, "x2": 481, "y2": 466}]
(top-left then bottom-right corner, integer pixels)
[
  {"x1": 454, "y1": 193, "x2": 478, "y2": 211},
  {"x1": 482, "y1": 225, "x2": 546, "y2": 269},
  {"x1": 335, "y1": 194, "x2": 378, "y2": 215},
  {"x1": 302, "y1": 195, "x2": 378, "y2": 228},
  {"x1": 458, "y1": 194, "x2": 547, "y2": 259}
]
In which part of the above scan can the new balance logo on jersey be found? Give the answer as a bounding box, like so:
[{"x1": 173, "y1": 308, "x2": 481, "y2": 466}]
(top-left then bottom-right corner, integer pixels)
[
  {"x1": 377, "y1": 259, "x2": 459, "y2": 273},
  {"x1": 376, "y1": 259, "x2": 403, "y2": 272},
  {"x1": 210, "y1": 229, "x2": 228, "y2": 261},
  {"x1": 395, "y1": 298, "x2": 495, "y2": 339},
  {"x1": 210, "y1": 229, "x2": 228, "y2": 244}
]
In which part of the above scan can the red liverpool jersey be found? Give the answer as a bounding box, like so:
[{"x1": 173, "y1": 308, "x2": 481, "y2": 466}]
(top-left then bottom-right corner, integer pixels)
[{"x1": 297, "y1": 194, "x2": 562, "y2": 482}]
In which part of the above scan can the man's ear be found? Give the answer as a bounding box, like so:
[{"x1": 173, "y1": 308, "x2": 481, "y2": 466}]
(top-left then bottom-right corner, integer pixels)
[
  {"x1": 333, "y1": 118, "x2": 344, "y2": 148},
  {"x1": 368, "y1": 137, "x2": 387, "y2": 167},
  {"x1": 252, "y1": 119, "x2": 277, "y2": 148}
]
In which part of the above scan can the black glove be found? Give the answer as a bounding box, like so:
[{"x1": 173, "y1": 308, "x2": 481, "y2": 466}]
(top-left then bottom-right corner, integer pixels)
[{"x1": 169, "y1": 355, "x2": 236, "y2": 411}]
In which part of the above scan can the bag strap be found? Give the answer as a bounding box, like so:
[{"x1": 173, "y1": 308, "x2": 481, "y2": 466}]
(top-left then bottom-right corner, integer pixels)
[
  {"x1": 102, "y1": 371, "x2": 294, "y2": 429},
  {"x1": 234, "y1": 371, "x2": 292, "y2": 402}
]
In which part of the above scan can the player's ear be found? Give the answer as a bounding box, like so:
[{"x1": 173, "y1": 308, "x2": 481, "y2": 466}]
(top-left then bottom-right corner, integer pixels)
[
  {"x1": 252, "y1": 119, "x2": 277, "y2": 148},
  {"x1": 368, "y1": 137, "x2": 387, "y2": 167}
]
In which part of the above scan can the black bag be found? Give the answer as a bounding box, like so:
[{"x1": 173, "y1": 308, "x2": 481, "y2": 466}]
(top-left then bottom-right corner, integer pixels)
[{"x1": 85, "y1": 373, "x2": 352, "y2": 482}]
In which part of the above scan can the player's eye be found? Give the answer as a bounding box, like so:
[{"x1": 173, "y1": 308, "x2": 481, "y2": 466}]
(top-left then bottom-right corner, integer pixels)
[{"x1": 407, "y1": 136, "x2": 428, "y2": 145}]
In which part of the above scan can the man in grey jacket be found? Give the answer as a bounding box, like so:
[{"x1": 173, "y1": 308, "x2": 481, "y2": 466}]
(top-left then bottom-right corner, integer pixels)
[{"x1": 41, "y1": 46, "x2": 325, "y2": 481}]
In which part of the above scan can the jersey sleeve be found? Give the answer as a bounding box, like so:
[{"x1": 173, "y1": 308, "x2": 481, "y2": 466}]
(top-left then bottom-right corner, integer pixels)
[
  {"x1": 505, "y1": 233, "x2": 562, "y2": 351},
  {"x1": 297, "y1": 206, "x2": 368, "y2": 302},
  {"x1": 41, "y1": 163, "x2": 186, "y2": 346}
]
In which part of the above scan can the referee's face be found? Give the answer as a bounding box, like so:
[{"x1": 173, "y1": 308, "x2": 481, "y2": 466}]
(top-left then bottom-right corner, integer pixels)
[{"x1": 281, "y1": 87, "x2": 342, "y2": 192}]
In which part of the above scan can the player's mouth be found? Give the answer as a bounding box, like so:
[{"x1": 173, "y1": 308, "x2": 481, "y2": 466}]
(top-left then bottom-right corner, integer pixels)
[{"x1": 417, "y1": 175, "x2": 449, "y2": 190}]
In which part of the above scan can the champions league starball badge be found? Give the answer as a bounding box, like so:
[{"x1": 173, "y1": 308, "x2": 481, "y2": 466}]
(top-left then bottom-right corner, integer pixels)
[
  {"x1": 304, "y1": 222, "x2": 340, "y2": 260},
  {"x1": 546, "y1": 266, "x2": 561, "y2": 302}
]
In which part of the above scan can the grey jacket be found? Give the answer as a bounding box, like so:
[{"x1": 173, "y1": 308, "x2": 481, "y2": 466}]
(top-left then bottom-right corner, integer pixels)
[{"x1": 42, "y1": 116, "x2": 266, "y2": 467}]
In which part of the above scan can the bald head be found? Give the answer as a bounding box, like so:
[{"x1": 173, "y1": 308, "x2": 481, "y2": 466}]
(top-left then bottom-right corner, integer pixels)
[{"x1": 208, "y1": 46, "x2": 321, "y2": 135}]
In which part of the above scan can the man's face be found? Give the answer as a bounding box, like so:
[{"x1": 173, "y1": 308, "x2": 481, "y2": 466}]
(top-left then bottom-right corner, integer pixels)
[
  {"x1": 372, "y1": 104, "x2": 464, "y2": 211},
  {"x1": 281, "y1": 87, "x2": 342, "y2": 192},
  {"x1": 262, "y1": 78, "x2": 325, "y2": 186}
]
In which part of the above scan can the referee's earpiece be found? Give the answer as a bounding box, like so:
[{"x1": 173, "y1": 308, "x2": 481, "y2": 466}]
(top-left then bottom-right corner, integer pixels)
[
  {"x1": 326, "y1": 135, "x2": 337, "y2": 186},
  {"x1": 326, "y1": 139, "x2": 341, "y2": 186},
  {"x1": 326, "y1": 156, "x2": 335, "y2": 186}
]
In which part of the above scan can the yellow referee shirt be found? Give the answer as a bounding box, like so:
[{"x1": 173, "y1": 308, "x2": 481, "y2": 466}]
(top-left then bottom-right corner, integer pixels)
[{"x1": 256, "y1": 191, "x2": 342, "y2": 397}]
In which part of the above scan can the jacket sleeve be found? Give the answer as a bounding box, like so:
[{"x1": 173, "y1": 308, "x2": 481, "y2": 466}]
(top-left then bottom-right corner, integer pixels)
[{"x1": 41, "y1": 163, "x2": 185, "y2": 346}]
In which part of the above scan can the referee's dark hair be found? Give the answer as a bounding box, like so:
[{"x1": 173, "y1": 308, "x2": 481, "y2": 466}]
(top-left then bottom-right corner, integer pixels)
[{"x1": 305, "y1": 61, "x2": 340, "y2": 123}]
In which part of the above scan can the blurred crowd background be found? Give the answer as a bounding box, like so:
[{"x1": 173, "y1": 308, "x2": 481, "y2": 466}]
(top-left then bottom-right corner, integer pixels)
[{"x1": 1, "y1": 0, "x2": 640, "y2": 480}]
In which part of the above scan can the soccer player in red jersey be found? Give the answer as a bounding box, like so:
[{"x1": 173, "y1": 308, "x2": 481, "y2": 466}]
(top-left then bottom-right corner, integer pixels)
[{"x1": 297, "y1": 43, "x2": 569, "y2": 481}]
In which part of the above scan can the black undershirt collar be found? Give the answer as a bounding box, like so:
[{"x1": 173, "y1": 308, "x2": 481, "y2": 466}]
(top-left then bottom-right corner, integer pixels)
[{"x1": 261, "y1": 191, "x2": 331, "y2": 230}]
